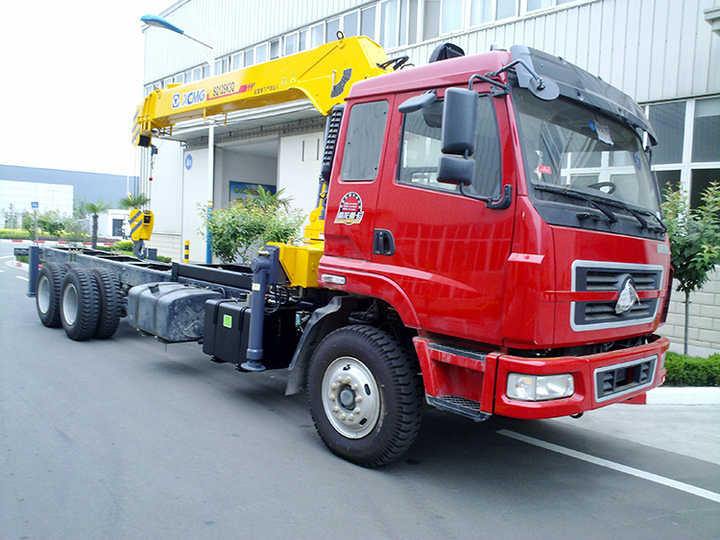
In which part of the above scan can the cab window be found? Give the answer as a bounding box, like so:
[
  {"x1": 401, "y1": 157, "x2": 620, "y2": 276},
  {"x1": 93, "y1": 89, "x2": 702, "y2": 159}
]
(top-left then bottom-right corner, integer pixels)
[
  {"x1": 398, "y1": 94, "x2": 501, "y2": 198},
  {"x1": 340, "y1": 100, "x2": 389, "y2": 181}
]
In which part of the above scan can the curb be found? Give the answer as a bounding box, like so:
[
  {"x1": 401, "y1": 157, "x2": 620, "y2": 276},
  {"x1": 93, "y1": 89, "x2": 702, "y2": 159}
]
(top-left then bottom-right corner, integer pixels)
[{"x1": 647, "y1": 386, "x2": 720, "y2": 405}]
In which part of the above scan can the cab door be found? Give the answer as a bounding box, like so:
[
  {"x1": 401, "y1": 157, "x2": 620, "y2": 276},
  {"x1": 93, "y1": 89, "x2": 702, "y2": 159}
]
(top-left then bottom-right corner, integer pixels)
[
  {"x1": 371, "y1": 90, "x2": 516, "y2": 343},
  {"x1": 323, "y1": 99, "x2": 391, "y2": 261}
]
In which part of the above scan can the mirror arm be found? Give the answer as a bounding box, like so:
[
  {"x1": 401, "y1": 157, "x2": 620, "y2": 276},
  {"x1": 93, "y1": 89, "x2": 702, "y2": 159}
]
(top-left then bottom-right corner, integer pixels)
[
  {"x1": 468, "y1": 73, "x2": 508, "y2": 93},
  {"x1": 459, "y1": 183, "x2": 512, "y2": 210},
  {"x1": 486, "y1": 59, "x2": 546, "y2": 90}
]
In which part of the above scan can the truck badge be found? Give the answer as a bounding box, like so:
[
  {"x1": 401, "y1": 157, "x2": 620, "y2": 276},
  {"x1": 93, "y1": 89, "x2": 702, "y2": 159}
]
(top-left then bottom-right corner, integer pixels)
[
  {"x1": 615, "y1": 277, "x2": 640, "y2": 314},
  {"x1": 335, "y1": 192, "x2": 364, "y2": 225}
]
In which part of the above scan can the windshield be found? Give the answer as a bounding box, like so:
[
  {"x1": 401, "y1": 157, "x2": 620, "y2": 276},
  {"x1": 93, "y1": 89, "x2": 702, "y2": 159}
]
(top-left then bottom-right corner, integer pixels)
[{"x1": 513, "y1": 88, "x2": 660, "y2": 214}]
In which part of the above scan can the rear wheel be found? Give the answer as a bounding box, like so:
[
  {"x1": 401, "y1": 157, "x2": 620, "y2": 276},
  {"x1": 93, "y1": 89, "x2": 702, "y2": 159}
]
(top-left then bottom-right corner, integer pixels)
[
  {"x1": 60, "y1": 268, "x2": 100, "y2": 341},
  {"x1": 308, "y1": 325, "x2": 423, "y2": 467},
  {"x1": 91, "y1": 268, "x2": 121, "y2": 339},
  {"x1": 35, "y1": 263, "x2": 65, "y2": 328}
]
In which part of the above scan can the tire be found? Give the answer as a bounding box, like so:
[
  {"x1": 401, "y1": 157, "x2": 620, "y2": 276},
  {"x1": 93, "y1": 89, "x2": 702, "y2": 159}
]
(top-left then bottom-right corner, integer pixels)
[
  {"x1": 60, "y1": 267, "x2": 101, "y2": 341},
  {"x1": 35, "y1": 263, "x2": 65, "y2": 328},
  {"x1": 308, "y1": 324, "x2": 423, "y2": 467},
  {"x1": 91, "y1": 268, "x2": 122, "y2": 339}
]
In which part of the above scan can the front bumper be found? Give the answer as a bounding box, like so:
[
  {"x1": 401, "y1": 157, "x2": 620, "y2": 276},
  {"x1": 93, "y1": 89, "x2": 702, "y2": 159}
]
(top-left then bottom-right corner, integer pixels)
[
  {"x1": 414, "y1": 336, "x2": 668, "y2": 421},
  {"x1": 495, "y1": 336, "x2": 669, "y2": 419}
]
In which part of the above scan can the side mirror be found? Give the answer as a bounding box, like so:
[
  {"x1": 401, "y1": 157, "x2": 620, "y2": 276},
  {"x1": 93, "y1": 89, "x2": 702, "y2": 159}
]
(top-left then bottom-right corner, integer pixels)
[
  {"x1": 437, "y1": 155, "x2": 474, "y2": 186},
  {"x1": 398, "y1": 91, "x2": 436, "y2": 114},
  {"x1": 441, "y1": 88, "x2": 478, "y2": 155}
]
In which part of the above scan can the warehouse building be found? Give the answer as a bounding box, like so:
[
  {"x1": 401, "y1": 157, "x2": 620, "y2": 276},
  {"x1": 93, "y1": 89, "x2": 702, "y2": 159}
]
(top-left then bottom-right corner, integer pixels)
[{"x1": 142, "y1": 0, "x2": 720, "y2": 355}]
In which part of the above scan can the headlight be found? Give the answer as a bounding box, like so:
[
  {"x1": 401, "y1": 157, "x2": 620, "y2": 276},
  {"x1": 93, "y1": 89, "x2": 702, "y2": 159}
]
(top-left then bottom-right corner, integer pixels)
[{"x1": 507, "y1": 373, "x2": 575, "y2": 401}]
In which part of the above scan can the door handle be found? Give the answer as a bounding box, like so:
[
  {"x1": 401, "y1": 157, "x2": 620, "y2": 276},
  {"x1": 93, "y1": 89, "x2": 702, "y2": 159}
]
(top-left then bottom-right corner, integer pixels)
[{"x1": 373, "y1": 229, "x2": 395, "y2": 256}]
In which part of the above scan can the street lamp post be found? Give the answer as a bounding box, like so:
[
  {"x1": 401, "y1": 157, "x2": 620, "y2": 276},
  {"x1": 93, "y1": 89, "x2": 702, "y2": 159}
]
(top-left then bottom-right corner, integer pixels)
[{"x1": 141, "y1": 14, "x2": 216, "y2": 263}]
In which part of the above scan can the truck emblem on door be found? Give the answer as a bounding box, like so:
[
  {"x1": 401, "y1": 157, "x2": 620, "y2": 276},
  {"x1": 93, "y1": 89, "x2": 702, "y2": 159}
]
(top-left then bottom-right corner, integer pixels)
[
  {"x1": 334, "y1": 192, "x2": 364, "y2": 225},
  {"x1": 615, "y1": 277, "x2": 640, "y2": 314}
]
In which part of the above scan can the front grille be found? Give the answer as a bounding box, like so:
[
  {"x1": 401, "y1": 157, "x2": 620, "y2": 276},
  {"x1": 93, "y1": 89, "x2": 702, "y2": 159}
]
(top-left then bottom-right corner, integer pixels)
[
  {"x1": 595, "y1": 356, "x2": 656, "y2": 402},
  {"x1": 575, "y1": 298, "x2": 658, "y2": 326},
  {"x1": 576, "y1": 267, "x2": 661, "y2": 291},
  {"x1": 572, "y1": 262, "x2": 663, "y2": 330}
]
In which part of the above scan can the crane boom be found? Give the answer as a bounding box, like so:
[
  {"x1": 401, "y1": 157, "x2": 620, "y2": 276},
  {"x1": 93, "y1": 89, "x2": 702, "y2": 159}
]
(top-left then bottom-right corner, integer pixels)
[{"x1": 132, "y1": 36, "x2": 390, "y2": 147}]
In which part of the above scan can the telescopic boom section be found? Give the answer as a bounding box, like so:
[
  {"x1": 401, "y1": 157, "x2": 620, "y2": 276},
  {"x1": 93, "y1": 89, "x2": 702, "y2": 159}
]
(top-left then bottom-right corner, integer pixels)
[{"x1": 132, "y1": 36, "x2": 390, "y2": 146}]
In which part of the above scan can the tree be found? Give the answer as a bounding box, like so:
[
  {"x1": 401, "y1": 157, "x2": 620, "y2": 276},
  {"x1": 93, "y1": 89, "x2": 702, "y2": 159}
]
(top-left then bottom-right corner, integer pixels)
[
  {"x1": 202, "y1": 187, "x2": 303, "y2": 263},
  {"x1": 662, "y1": 181, "x2": 720, "y2": 354},
  {"x1": 119, "y1": 193, "x2": 150, "y2": 209},
  {"x1": 83, "y1": 201, "x2": 110, "y2": 249},
  {"x1": 37, "y1": 211, "x2": 66, "y2": 237}
]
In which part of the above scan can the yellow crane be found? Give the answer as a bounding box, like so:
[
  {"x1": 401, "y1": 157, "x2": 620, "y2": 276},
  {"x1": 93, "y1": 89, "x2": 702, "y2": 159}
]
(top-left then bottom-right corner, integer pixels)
[
  {"x1": 132, "y1": 36, "x2": 390, "y2": 147},
  {"x1": 131, "y1": 36, "x2": 394, "y2": 287}
]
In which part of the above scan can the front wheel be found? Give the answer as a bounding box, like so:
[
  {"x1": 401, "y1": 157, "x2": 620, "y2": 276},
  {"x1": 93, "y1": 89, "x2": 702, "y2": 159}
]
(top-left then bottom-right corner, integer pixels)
[{"x1": 308, "y1": 325, "x2": 423, "y2": 467}]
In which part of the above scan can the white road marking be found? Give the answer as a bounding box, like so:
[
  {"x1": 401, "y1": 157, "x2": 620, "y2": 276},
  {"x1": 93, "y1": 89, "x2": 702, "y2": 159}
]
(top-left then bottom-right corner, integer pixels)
[
  {"x1": 16, "y1": 276, "x2": 28, "y2": 282},
  {"x1": 497, "y1": 429, "x2": 720, "y2": 504}
]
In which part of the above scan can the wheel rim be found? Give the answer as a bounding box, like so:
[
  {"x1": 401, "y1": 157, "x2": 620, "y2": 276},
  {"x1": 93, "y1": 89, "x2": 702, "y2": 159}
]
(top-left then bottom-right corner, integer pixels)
[
  {"x1": 62, "y1": 283, "x2": 79, "y2": 326},
  {"x1": 321, "y1": 356, "x2": 381, "y2": 439},
  {"x1": 37, "y1": 275, "x2": 51, "y2": 314}
]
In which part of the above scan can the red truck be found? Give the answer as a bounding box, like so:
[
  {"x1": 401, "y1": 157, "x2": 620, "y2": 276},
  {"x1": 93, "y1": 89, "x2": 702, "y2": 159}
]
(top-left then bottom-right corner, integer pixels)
[{"x1": 30, "y1": 43, "x2": 671, "y2": 467}]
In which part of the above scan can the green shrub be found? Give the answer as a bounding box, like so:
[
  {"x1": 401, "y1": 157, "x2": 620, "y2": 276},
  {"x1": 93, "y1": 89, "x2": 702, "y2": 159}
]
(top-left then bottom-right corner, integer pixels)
[
  {"x1": 112, "y1": 240, "x2": 134, "y2": 251},
  {"x1": 15, "y1": 254, "x2": 29, "y2": 264},
  {"x1": 202, "y1": 187, "x2": 304, "y2": 263},
  {"x1": 0, "y1": 229, "x2": 30, "y2": 239},
  {"x1": 664, "y1": 352, "x2": 720, "y2": 386}
]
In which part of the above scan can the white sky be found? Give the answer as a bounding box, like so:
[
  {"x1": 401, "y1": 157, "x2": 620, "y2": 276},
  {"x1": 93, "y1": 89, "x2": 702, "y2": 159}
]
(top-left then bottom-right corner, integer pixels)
[{"x1": 0, "y1": 0, "x2": 170, "y2": 177}]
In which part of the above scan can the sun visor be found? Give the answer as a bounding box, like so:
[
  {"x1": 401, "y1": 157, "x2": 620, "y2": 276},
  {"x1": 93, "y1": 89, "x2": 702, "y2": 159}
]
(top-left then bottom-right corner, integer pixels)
[{"x1": 510, "y1": 45, "x2": 657, "y2": 146}]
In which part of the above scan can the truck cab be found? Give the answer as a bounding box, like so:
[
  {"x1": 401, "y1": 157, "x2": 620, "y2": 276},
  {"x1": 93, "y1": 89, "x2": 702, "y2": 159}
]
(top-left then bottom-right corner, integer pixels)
[{"x1": 319, "y1": 45, "x2": 670, "y2": 422}]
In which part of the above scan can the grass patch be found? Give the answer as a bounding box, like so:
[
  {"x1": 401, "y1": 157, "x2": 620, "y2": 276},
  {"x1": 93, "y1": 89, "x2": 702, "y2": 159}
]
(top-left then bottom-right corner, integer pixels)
[{"x1": 665, "y1": 351, "x2": 720, "y2": 386}]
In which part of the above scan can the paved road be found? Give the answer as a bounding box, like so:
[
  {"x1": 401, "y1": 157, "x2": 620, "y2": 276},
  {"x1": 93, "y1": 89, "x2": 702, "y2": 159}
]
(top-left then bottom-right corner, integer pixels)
[{"x1": 1, "y1": 244, "x2": 719, "y2": 540}]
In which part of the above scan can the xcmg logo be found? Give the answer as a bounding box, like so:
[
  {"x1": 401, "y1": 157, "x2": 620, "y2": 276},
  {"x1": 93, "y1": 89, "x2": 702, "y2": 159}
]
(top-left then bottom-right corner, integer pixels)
[{"x1": 171, "y1": 89, "x2": 207, "y2": 109}]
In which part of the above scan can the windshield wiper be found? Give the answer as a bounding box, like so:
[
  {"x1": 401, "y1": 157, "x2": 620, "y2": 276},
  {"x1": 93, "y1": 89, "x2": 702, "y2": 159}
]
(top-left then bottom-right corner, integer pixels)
[
  {"x1": 533, "y1": 184, "x2": 617, "y2": 224},
  {"x1": 582, "y1": 194, "x2": 667, "y2": 233}
]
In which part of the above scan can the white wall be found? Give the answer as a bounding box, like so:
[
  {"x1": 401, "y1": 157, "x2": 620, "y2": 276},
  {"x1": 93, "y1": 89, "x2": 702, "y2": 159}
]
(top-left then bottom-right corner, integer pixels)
[
  {"x1": 0, "y1": 180, "x2": 73, "y2": 217},
  {"x1": 182, "y1": 147, "x2": 214, "y2": 263},
  {"x1": 146, "y1": 139, "x2": 184, "y2": 260},
  {"x1": 277, "y1": 131, "x2": 324, "y2": 222}
]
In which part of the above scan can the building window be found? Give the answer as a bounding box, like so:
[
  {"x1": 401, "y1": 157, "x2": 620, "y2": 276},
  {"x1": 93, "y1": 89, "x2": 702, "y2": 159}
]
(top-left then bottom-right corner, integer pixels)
[
  {"x1": 527, "y1": 0, "x2": 553, "y2": 11},
  {"x1": 232, "y1": 53, "x2": 243, "y2": 70},
  {"x1": 192, "y1": 67, "x2": 202, "y2": 81},
  {"x1": 244, "y1": 49, "x2": 254, "y2": 67},
  {"x1": 340, "y1": 101, "x2": 389, "y2": 181},
  {"x1": 648, "y1": 101, "x2": 685, "y2": 165},
  {"x1": 311, "y1": 23, "x2": 324, "y2": 47},
  {"x1": 299, "y1": 29, "x2": 308, "y2": 50},
  {"x1": 692, "y1": 97, "x2": 720, "y2": 163},
  {"x1": 361, "y1": 6, "x2": 377, "y2": 40},
  {"x1": 343, "y1": 11, "x2": 359, "y2": 36},
  {"x1": 423, "y1": 0, "x2": 440, "y2": 40},
  {"x1": 441, "y1": 0, "x2": 463, "y2": 34},
  {"x1": 255, "y1": 43, "x2": 267, "y2": 63},
  {"x1": 202, "y1": 64, "x2": 210, "y2": 78},
  {"x1": 381, "y1": 0, "x2": 399, "y2": 48},
  {"x1": 645, "y1": 96, "x2": 720, "y2": 208},
  {"x1": 174, "y1": 74, "x2": 184, "y2": 84},
  {"x1": 496, "y1": 0, "x2": 517, "y2": 19},
  {"x1": 691, "y1": 168, "x2": 720, "y2": 208},
  {"x1": 407, "y1": 0, "x2": 419, "y2": 44},
  {"x1": 471, "y1": 0, "x2": 492, "y2": 24},
  {"x1": 270, "y1": 39, "x2": 280, "y2": 59},
  {"x1": 284, "y1": 33, "x2": 297, "y2": 55},
  {"x1": 327, "y1": 17, "x2": 340, "y2": 41}
]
